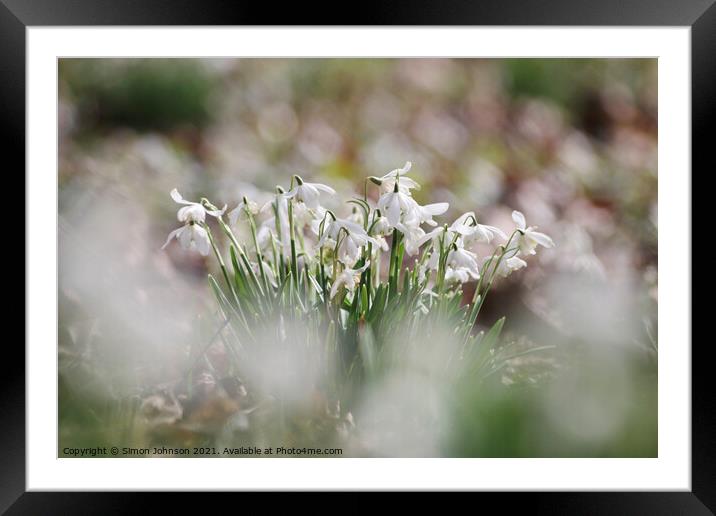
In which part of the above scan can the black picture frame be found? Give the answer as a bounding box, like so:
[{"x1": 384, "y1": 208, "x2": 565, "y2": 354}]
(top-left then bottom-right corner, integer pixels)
[{"x1": 4, "y1": 0, "x2": 708, "y2": 511}]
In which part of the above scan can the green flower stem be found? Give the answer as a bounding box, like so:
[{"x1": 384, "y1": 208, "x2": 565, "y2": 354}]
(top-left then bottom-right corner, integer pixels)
[
  {"x1": 388, "y1": 229, "x2": 401, "y2": 295},
  {"x1": 466, "y1": 230, "x2": 519, "y2": 330},
  {"x1": 245, "y1": 206, "x2": 270, "y2": 294},
  {"x1": 205, "y1": 224, "x2": 237, "y2": 300},
  {"x1": 288, "y1": 200, "x2": 299, "y2": 286},
  {"x1": 217, "y1": 218, "x2": 265, "y2": 298}
]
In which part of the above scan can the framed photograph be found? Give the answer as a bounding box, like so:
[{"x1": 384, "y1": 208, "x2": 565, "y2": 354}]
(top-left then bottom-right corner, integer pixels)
[{"x1": 7, "y1": 0, "x2": 708, "y2": 509}]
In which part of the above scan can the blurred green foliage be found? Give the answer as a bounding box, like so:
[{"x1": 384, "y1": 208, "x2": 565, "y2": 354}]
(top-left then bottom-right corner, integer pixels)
[{"x1": 60, "y1": 59, "x2": 214, "y2": 131}]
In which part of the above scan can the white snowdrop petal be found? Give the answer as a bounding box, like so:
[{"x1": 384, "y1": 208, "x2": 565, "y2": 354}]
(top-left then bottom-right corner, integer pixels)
[
  {"x1": 178, "y1": 204, "x2": 206, "y2": 223},
  {"x1": 313, "y1": 183, "x2": 336, "y2": 194},
  {"x1": 483, "y1": 224, "x2": 507, "y2": 240},
  {"x1": 423, "y1": 202, "x2": 449, "y2": 215},
  {"x1": 506, "y1": 256, "x2": 527, "y2": 270},
  {"x1": 386, "y1": 197, "x2": 401, "y2": 227},
  {"x1": 170, "y1": 188, "x2": 193, "y2": 205},
  {"x1": 512, "y1": 210, "x2": 527, "y2": 230},
  {"x1": 161, "y1": 227, "x2": 184, "y2": 250},
  {"x1": 228, "y1": 206, "x2": 241, "y2": 226},
  {"x1": 205, "y1": 205, "x2": 227, "y2": 218},
  {"x1": 178, "y1": 225, "x2": 193, "y2": 249},
  {"x1": 529, "y1": 230, "x2": 555, "y2": 248},
  {"x1": 193, "y1": 225, "x2": 211, "y2": 256}
]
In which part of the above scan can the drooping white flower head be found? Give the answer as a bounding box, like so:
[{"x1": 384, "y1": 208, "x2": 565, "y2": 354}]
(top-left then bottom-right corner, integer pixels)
[
  {"x1": 330, "y1": 262, "x2": 370, "y2": 299},
  {"x1": 371, "y1": 214, "x2": 391, "y2": 236},
  {"x1": 468, "y1": 223, "x2": 507, "y2": 245},
  {"x1": 511, "y1": 210, "x2": 555, "y2": 255},
  {"x1": 162, "y1": 223, "x2": 211, "y2": 256},
  {"x1": 374, "y1": 161, "x2": 448, "y2": 231},
  {"x1": 162, "y1": 189, "x2": 225, "y2": 256},
  {"x1": 337, "y1": 235, "x2": 366, "y2": 267},
  {"x1": 318, "y1": 217, "x2": 379, "y2": 267},
  {"x1": 449, "y1": 211, "x2": 506, "y2": 245},
  {"x1": 318, "y1": 218, "x2": 368, "y2": 245},
  {"x1": 347, "y1": 207, "x2": 365, "y2": 227},
  {"x1": 488, "y1": 255, "x2": 528, "y2": 278},
  {"x1": 374, "y1": 161, "x2": 421, "y2": 194},
  {"x1": 415, "y1": 225, "x2": 449, "y2": 250},
  {"x1": 294, "y1": 201, "x2": 323, "y2": 230},
  {"x1": 228, "y1": 197, "x2": 259, "y2": 226},
  {"x1": 377, "y1": 188, "x2": 418, "y2": 228},
  {"x1": 428, "y1": 244, "x2": 481, "y2": 284},
  {"x1": 372, "y1": 235, "x2": 390, "y2": 254},
  {"x1": 447, "y1": 246, "x2": 481, "y2": 281},
  {"x1": 170, "y1": 188, "x2": 226, "y2": 222},
  {"x1": 403, "y1": 201, "x2": 450, "y2": 228},
  {"x1": 260, "y1": 190, "x2": 293, "y2": 258},
  {"x1": 285, "y1": 177, "x2": 336, "y2": 210},
  {"x1": 256, "y1": 221, "x2": 275, "y2": 252},
  {"x1": 396, "y1": 222, "x2": 427, "y2": 256}
]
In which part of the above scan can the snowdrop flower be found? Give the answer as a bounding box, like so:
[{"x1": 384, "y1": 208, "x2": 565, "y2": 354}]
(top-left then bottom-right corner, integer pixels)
[
  {"x1": 415, "y1": 225, "x2": 449, "y2": 249},
  {"x1": 511, "y1": 210, "x2": 555, "y2": 255},
  {"x1": 319, "y1": 217, "x2": 379, "y2": 267},
  {"x1": 330, "y1": 262, "x2": 370, "y2": 299},
  {"x1": 429, "y1": 244, "x2": 481, "y2": 283},
  {"x1": 256, "y1": 222, "x2": 275, "y2": 252},
  {"x1": 285, "y1": 176, "x2": 336, "y2": 210},
  {"x1": 444, "y1": 266, "x2": 474, "y2": 284},
  {"x1": 467, "y1": 223, "x2": 507, "y2": 245},
  {"x1": 396, "y1": 223, "x2": 428, "y2": 256},
  {"x1": 261, "y1": 190, "x2": 292, "y2": 258},
  {"x1": 449, "y1": 211, "x2": 506, "y2": 244},
  {"x1": 347, "y1": 207, "x2": 365, "y2": 227},
  {"x1": 371, "y1": 214, "x2": 391, "y2": 236},
  {"x1": 372, "y1": 235, "x2": 390, "y2": 254},
  {"x1": 319, "y1": 217, "x2": 373, "y2": 246},
  {"x1": 170, "y1": 188, "x2": 226, "y2": 223},
  {"x1": 337, "y1": 236, "x2": 367, "y2": 267},
  {"x1": 228, "y1": 197, "x2": 259, "y2": 226},
  {"x1": 162, "y1": 189, "x2": 225, "y2": 256},
  {"x1": 487, "y1": 255, "x2": 528, "y2": 278},
  {"x1": 371, "y1": 161, "x2": 421, "y2": 194},
  {"x1": 377, "y1": 188, "x2": 419, "y2": 228},
  {"x1": 403, "y1": 201, "x2": 450, "y2": 228},
  {"x1": 294, "y1": 201, "x2": 323, "y2": 230},
  {"x1": 162, "y1": 223, "x2": 211, "y2": 256},
  {"x1": 447, "y1": 246, "x2": 481, "y2": 281}
]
